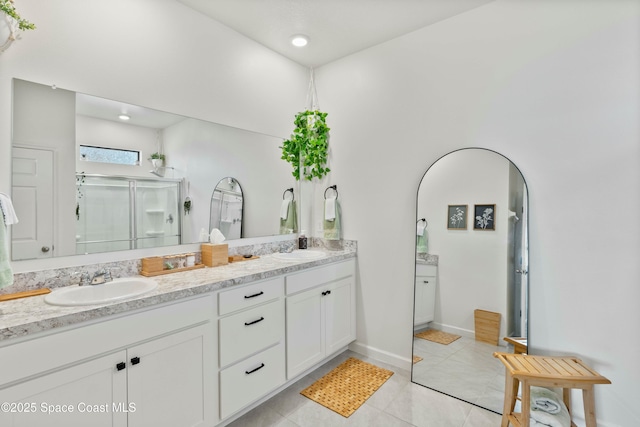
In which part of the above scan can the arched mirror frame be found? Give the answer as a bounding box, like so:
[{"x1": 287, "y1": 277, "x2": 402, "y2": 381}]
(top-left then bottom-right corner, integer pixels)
[
  {"x1": 410, "y1": 147, "x2": 529, "y2": 414},
  {"x1": 209, "y1": 177, "x2": 244, "y2": 240}
]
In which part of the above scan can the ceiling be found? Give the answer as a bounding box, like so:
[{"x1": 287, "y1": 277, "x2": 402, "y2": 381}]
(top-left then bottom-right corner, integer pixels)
[{"x1": 177, "y1": 0, "x2": 495, "y2": 67}]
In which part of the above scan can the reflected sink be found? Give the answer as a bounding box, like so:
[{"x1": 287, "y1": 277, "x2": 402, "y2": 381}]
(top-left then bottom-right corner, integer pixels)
[
  {"x1": 272, "y1": 250, "x2": 327, "y2": 261},
  {"x1": 45, "y1": 277, "x2": 158, "y2": 306}
]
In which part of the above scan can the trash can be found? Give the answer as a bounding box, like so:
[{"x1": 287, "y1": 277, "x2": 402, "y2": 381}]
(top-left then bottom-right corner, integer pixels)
[{"x1": 474, "y1": 309, "x2": 501, "y2": 345}]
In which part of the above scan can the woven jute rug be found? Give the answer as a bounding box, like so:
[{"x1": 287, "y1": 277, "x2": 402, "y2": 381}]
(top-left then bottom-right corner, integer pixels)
[
  {"x1": 300, "y1": 357, "x2": 394, "y2": 417},
  {"x1": 415, "y1": 329, "x2": 461, "y2": 345},
  {"x1": 412, "y1": 355, "x2": 423, "y2": 364}
]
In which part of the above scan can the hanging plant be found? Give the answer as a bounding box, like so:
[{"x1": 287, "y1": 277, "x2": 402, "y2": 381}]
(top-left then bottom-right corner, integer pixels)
[
  {"x1": 0, "y1": 0, "x2": 36, "y2": 31},
  {"x1": 281, "y1": 110, "x2": 330, "y2": 181}
]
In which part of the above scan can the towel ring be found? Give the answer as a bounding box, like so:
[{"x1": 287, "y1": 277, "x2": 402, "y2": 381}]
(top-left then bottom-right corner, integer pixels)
[
  {"x1": 417, "y1": 218, "x2": 428, "y2": 228},
  {"x1": 324, "y1": 185, "x2": 338, "y2": 200},
  {"x1": 283, "y1": 188, "x2": 294, "y2": 200}
]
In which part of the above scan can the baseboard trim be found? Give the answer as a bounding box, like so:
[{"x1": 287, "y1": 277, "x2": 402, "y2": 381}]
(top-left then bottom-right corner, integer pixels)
[{"x1": 349, "y1": 340, "x2": 412, "y2": 371}]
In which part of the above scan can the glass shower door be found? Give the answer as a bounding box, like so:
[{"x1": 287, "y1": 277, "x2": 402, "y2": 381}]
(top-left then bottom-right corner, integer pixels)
[
  {"x1": 76, "y1": 176, "x2": 132, "y2": 254},
  {"x1": 135, "y1": 179, "x2": 181, "y2": 249}
]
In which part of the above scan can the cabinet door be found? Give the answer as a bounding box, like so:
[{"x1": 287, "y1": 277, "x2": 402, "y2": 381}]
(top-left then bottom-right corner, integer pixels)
[
  {"x1": 414, "y1": 275, "x2": 436, "y2": 326},
  {"x1": 0, "y1": 351, "x2": 127, "y2": 427},
  {"x1": 286, "y1": 288, "x2": 325, "y2": 378},
  {"x1": 324, "y1": 276, "x2": 356, "y2": 356},
  {"x1": 127, "y1": 323, "x2": 215, "y2": 427}
]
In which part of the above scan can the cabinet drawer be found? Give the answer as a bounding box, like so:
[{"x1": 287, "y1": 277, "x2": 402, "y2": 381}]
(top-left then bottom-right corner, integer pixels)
[
  {"x1": 285, "y1": 259, "x2": 355, "y2": 295},
  {"x1": 219, "y1": 299, "x2": 284, "y2": 368},
  {"x1": 416, "y1": 264, "x2": 437, "y2": 276},
  {"x1": 218, "y1": 277, "x2": 284, "y2": 315},
  {"x1": 219, "y1": 343, "x2": 285, "y2": 419}
]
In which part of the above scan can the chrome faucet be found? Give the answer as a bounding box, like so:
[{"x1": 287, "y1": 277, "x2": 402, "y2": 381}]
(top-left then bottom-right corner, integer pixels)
[{"x1": 89, "y1": 269, "x2": 112, "y2": 285}]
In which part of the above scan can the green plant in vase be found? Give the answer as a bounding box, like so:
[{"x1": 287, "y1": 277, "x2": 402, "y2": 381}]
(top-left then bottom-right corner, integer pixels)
[
  {"x1": 281, "y1": 110, "x2": 330, "y2": 181},
  {"x1": 1, "y1": 0, "x2": 36, "y2": 31}
]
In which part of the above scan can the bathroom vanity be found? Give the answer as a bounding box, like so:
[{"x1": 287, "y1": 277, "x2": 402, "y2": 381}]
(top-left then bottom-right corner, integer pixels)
[
  {"x1": 414, "y1": 261, "x2": 437, "y2": 327},
  {"x1": 0, "y1": 249, "x2": 356, "y2": 427}
]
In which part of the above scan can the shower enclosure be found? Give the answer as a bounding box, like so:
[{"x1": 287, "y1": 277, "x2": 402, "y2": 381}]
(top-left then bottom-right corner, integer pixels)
[{"x1": 76, "y1": 175, "x2": 181, "y2": 254}]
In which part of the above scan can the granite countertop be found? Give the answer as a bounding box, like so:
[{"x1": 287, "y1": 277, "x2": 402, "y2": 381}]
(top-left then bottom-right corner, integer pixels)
[{"x1": 0, "y1": 248, "x2": 356, "y2": 343}]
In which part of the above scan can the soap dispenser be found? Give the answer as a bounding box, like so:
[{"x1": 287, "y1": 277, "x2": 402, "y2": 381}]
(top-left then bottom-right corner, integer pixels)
[{"x1": 298, "y1": 231, "x2": 308, "y2": 249}]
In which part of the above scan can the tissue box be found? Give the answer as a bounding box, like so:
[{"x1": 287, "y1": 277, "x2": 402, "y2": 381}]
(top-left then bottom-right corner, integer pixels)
[{"x1": 201, "y1": 243, "x2": 229, "y2": 267}]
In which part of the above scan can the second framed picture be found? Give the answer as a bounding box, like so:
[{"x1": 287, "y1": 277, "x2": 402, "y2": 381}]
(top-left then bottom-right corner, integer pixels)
[
  {"x1": 447, "y1": 205, "x2": 468, "y2": 230},
  {"x1": 474, "y1": 204, "x2": 496, "y2": 230}
]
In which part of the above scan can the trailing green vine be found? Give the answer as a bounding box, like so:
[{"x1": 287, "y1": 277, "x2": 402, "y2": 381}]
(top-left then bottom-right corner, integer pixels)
[
  {"x1": 76, "y1": 172, "x2": 85, "y2": 220},
  {"x1": 0, "y1": 0, "x2": 36, "y2": 31},
  {"x1": 281, "y1": 110, "x2": 330, "y2": 181}
]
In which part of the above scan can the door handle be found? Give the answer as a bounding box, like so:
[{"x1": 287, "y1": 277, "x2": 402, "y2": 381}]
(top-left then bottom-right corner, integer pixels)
[{"x1": 516, "y1": 269, "x2": 528, "y2": 275}]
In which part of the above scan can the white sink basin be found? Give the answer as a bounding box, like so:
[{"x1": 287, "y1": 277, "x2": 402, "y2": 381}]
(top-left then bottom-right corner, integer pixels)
[
  {"x1": 45, "y1": 277, "x2": 158, "y2": 306},
  {"x1": 272, "y1": 250, "x2": 327, "y2": 261}
]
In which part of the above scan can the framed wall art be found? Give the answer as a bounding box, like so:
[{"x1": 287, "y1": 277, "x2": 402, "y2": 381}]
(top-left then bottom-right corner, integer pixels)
[
  {"x1": 474, "y1": 204, "x2": 495, "y2": 230},
  {"x1": 447, "y1": 205, "x2": 467, "y2": 230}
]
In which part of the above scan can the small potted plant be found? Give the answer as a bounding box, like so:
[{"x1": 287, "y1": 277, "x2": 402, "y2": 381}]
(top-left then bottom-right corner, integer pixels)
[{"x1": 149, "y1": 152, "x2": 165, "y2": 169}]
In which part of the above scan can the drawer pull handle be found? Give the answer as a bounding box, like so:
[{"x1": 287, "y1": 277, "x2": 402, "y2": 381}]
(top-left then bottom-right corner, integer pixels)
[
  {"x1": 245, "y1": 316, "x2": 265, "y2": 326},
  {"x1": 245, "y1": 363, "x2": 265, "y2": 375},
  {"x1": 322, "y1": 290, "x2": 332, "y2": 296},
  {"x1": 244, "y1": 291, "x2": 264, "y2": 299},
  {"x1": 131, "y1": 356, "x2": 141, "y2": 365},
  {"x1": 116, "y1": 362, "x2": 126, "y2": 371}
]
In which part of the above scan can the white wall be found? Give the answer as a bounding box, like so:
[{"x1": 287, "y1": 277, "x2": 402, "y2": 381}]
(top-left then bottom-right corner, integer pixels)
[
  {"x1": 317, "y1": 1, "x2": 640, "y2": 426},
  {"x1": 418, "y1": 149, "x2": 509, "y2": 339}
]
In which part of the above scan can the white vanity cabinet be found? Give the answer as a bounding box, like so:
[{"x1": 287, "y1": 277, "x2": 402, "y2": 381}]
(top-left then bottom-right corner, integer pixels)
[
  {"x1": 217, "y1": 277, "x2": 286, "y2": 420},
  {"x1": 285, "y1": 259, "x2": 356, "y2": 379},
  {"x1": 0, "y1": 296, "x2": 216, "y2": 427},
  {"x1": 414, "y1": 264, "x2": 437, "y2": 327}
]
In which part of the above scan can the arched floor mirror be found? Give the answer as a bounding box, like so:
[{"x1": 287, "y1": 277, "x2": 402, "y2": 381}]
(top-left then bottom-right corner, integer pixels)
[{"x1": 411, "y1": 148, "x2": 529, "y2": 414}]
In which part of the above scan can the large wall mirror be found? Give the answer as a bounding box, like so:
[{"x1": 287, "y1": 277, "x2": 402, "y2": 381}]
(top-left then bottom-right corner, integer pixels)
[
  {"x1": 411, "y1": 148, "x2": 529, "y2": 414},
  {"x1": 10, "y1": 78, "x2": 296, "y2": 261}
]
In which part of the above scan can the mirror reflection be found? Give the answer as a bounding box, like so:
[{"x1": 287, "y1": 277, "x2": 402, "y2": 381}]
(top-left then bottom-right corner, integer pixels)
[
  {"x1": 11, "y1": 78, "x2": 294, "y2": 260},
  {"x1": 209, "y1": 177, "x2": 243, "y2": 240},
  {"x1": 411, "y1": 148, "x2": 528, "y2": 414}
]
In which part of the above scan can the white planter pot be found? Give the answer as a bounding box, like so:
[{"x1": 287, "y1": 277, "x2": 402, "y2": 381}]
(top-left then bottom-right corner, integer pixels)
[
  {"x1": 151, "y1": 159, "x2": 164, "y2": 169},
  {"x1": 0, "y1": 13, "x2": 17, "y2": 54}
]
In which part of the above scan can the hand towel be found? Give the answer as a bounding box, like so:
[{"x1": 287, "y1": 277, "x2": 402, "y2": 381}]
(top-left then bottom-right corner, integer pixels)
[
  {"x1": 280, "y1": 200, "x2": 298, "y2": 234},
  {"x1": 280, "y1": 199, "x2": 290, "y2": 220},
  {"x1": 323, "y1": 199, "x2": 341, "y2": 240},
  {"x1": 416, "y1": 230, "x2": 428, "y2": 254},
  {"x1": 0, "y1": 218, "x2": 13, "y2": 289},
  {"x1": 324, "y1": 196, "x2": 336, "y2": 221},
  {"x1": 416, "y1": 221, "x2": 426, "y2": 236},
  {"x1": 529, "y1": 387, "x2": 571, "y2": 427},
  {"x1": 0, "y1": 193, "x2": 19, "y2": 225}
]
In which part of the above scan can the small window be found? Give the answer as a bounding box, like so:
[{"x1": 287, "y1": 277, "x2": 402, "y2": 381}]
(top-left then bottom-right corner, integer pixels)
[{"x1": 79, "y1": 145, "x2": 140, "y2": 166}]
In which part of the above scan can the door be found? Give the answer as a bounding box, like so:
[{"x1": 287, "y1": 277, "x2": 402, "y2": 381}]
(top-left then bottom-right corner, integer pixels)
[
  {"x1": 11, "y1": 147, "x2": 54, "y2": 260},
  {"x1": 0, "y1": 351, "x2": 127, "y2": 427},
  {"x1": 136, "y1": 179, "x2": 180, "y2": 249},
  {"x1": 324, "y1": 277, "x2": 356, "y2": 355},
  {"x1": 414, "y1": 275, "x2": 436, "y2": 326},
  {"x1": 286, "y1": 288, "x2": 324, "y2": 378},
  {"x1": 127, "y1": 324, "x2": 214, "y2": 427}
]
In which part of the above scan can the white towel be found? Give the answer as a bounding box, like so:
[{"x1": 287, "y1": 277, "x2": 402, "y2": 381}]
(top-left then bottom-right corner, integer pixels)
[
  {"x1": 529, "y1": 387, "x2": 571, "y2": 427},
  {"x1": 0, "y1": 193, "x2": 19, "y2": 225},
  {"x1": 280, "y1": 199, "x2": 290, "y2": 220},
  {"x1": 324, "y1": 196, "x2": 336, "y2": 221},
  {"x1": 417, "y1": 221, "x2": 426, "y2": 236}
]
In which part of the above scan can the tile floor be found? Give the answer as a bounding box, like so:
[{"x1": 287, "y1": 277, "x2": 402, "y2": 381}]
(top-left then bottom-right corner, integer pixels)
[
  {"x1": 227, "y1": 349, "x2": 504, "y2": 427},
  {"x1": 412, "y1": 335, "x2": 506, "y2": 414}
]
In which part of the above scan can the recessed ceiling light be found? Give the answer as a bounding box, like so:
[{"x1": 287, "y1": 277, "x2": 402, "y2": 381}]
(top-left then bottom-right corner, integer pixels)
[
  {"x1": 291, "y1": 35, "x2": 309, "y2": 47},
  {"x1": 118, "y1": 114, "x2": 130, "y2": 121}
]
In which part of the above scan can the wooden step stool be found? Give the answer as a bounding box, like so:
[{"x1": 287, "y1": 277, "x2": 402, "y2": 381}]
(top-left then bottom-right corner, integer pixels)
[{"x1": 493, "y1": 352, "x2": 610, "y2": 427}]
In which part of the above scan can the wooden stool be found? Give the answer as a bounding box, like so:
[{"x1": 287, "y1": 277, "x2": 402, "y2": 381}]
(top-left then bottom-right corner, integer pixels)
[
  {"x1": 493, "y1": 352, "x2": 611, "y2": 427},
  {"x1": 503, "y1": 336, "x2": 528, "y2": 354}
]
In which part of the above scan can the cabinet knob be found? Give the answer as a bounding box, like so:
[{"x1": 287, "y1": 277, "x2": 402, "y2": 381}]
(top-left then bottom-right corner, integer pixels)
[
  {"x1": 41, "y1": 246, "x2": 50, "y2": 253},
  {"x1": 423, "y1": 280, "x2": 429, "y2": 283},
  {"x1": 245, "y1": 363, "x2": 265, "y2": 375},
  {"x1": 244, "y1": 291, "x2": 264, "y2": 299},
  {"x1": 116, "y1": 362, "x2": 126, "y2": 371},
  {"x1": 244, "y1": 316, "x2": 265, "y2": 326},
  {"x1": 131, "y1": 356, "x2": 141, "y2": 365},
  {"x1": 322, "y1": 290, "x2": 331, "y2": 296}
]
